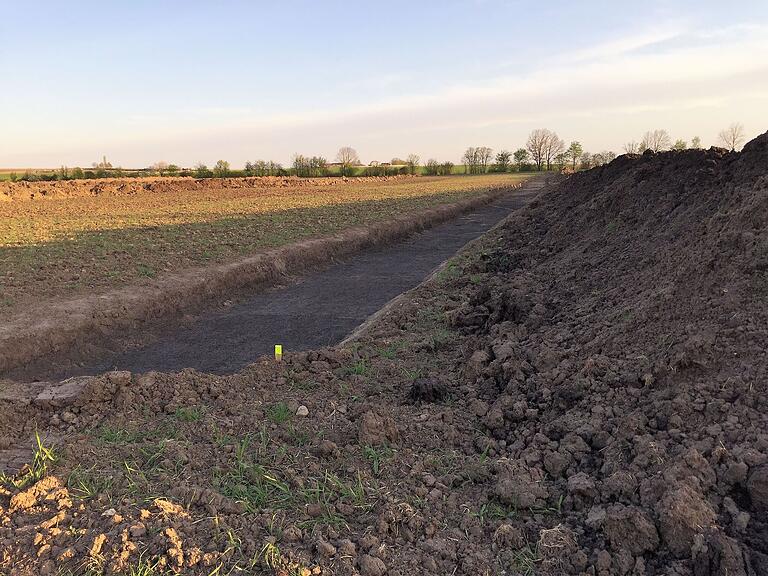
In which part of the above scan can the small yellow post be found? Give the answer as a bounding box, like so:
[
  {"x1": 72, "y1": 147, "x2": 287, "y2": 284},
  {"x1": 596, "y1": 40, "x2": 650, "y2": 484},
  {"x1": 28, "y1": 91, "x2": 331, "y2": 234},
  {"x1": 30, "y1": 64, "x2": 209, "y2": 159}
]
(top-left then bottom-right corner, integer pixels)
[{"x1": 274, "y1": 344, "x2": 283, "y2": 361}]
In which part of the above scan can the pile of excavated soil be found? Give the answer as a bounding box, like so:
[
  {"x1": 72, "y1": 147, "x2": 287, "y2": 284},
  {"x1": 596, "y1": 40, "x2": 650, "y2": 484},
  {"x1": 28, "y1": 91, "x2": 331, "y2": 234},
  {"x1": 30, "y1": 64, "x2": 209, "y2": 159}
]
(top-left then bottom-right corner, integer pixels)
[
  {"x1": 0, "y1": 175, "x2": 414, "y2": 202},
  {"x1": 1, "y1": 134, "x2": 767, "y2": 575}
]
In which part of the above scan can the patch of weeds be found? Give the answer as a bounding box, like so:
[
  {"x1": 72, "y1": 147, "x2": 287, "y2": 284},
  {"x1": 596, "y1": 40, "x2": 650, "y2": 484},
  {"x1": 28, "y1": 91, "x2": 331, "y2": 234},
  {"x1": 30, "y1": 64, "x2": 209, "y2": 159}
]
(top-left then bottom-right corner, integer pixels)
[
  {"x1": 300, "y1": 470, "x2": 370, "y2": 513},
  {"x1": 211, "y1": 426, "x2": 235, "y2": 447},
  {"x1": 80, "y1": 556, "x2": 110, "y2": 576},
  {"x1": 415, "y1": 305, "x2": 443, "y2": 327},
  {"x1": 473, "y1": 501, "x2": 516, "y2": 524},
  {"x1": 99, "y1": 419, "x2": 178, "y2": 444},
  {"x1": 216, "y1": 436, "x2": 294, "y2": 512},
  {"x1": 0, "y1": 431, "x2": 57, "y2": 490},
  {"x1": 337, "y1": 381, "x2": 352, "y2": 398},
  {"x1": 325, "y1": 471, "x2": 369, "y2": 509},
  {"x1": 136, "y1": 264, "x2": 156, "y2": 278},
  {"x1": 125, "y1": 555, "x2": 166, "y2": 576},
  {"x1": 289, "y1": 377, "x2": 316, "y2": 391},
  {"x1": 67, "y1": 465, "x2": 114, "y2": 501},
  {"x1": 402, "y1": 367, "x2": 423, "y2": 381},
  {"x1": 287, "y1": 425, "x2": 310, "y2": 446},
  {"x1": 479, "y1": 443, "x2": 492, "y2": 464},
  {"x1": 174, "y1": 405, "x2": 203, "y2": 422},
  {"x1": 429, "y1": 327, "x2": 453, "y2": 350},
  {"x1": 436, "y1": 262, "x2": 462, "y2": 284},
  {"x1": 510, "y1": 544, "x2": 541, "y2": 575},
  {"x1": 297, "y1": 511, "x2": 349, "y2": 532},
  {"x1": 265, "y1": 512, "x2": 286, "y2": 540},
  {"x1": 122, "y1": 442, "x2": 170, "y2": 502},
  {"x1": 424, "y1": 449, "x2": 458, "y2": 475},
  {"x1": 266, "y1": 402, "x2": 292, "y2": 424},
  {"x1": 260, "y1": 542, "x2": 284, "y2": 572},
  {"x1": 377, "y1": 340, "x2": 403, "y2": 359},
  {"x1": 223, "y1": 527, "x2": 243, "y2": 556},
  {"x1": 97, "y1": 425, "x2": 147, "y2": 444},
  {"x1": 344, "y1": 358, "x2": 370, "y2": 376},
  {"x1": 529, "y1": 494, "x2": 565, "y2": 516},
  {"x1": 363, "y1": 444, "x2": 395, "y2": 476},
  {"x1": 257, "y1": 542, "x2": 307, "y2": 576},
  {"x1": 605, "y1": 221, "x2": 618, "y2": 233}
]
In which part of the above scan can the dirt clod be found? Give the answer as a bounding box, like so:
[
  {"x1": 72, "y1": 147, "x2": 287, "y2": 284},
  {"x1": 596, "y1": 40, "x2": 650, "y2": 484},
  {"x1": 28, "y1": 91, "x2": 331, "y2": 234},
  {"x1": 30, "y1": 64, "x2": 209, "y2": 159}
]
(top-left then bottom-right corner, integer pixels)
[
  {"x1": 359, "y1": 554, "x2": 387, "y2": 576},
  {"x1": 358, "y1": 411, "x2": 399, "y2": 446}
]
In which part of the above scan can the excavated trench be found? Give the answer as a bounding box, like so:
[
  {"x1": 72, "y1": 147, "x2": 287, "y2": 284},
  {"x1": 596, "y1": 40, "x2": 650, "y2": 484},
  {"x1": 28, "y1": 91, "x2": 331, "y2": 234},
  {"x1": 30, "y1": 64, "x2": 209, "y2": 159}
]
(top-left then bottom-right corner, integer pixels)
[{"x1": 57, "y1": 180, "x2": 543, "y2": 378}]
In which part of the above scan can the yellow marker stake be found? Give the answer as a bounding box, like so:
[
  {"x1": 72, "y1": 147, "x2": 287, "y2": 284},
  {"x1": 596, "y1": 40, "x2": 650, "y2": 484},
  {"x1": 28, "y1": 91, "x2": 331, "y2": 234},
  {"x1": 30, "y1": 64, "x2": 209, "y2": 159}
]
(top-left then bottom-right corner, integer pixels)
[{"x1": 275, "y1": 344, "x2": 283, "y2": 361}]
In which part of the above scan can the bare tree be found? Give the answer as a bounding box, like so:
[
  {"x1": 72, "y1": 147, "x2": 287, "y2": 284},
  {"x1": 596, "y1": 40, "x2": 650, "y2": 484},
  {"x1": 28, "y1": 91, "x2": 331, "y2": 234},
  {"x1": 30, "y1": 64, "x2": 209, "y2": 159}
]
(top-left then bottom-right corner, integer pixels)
[
  {"x1": 406, "y1": 154, "x2": 420, "y2": 175},
  {"x1": 526, "y1": 129, "x2": 549, "y2": 171},
  {"x1": 623, "y1": 141, "x2": 640, "y2": 154},
  {"x1": 543, "y1": 131, "x2": 565, "y2": 171},
  {"x1": 462, "y1": 147, "x2": 476, "y2": 174},
  {"x1": 462, "y1": 147, "x2": 493, "y2": 174},
  {"x1": 591, "y1": 151, "x2": 617, "y2": 167},
  {"x1": 639, "y1": 130, "x2": 671, "y2": 153},
  {"x1": 718, "y1": 123, "x2": 745, "y2": 152},
  {"x1": 336, "y1": 146, "x2": 360, "y2": 176},
  {"x1": 150, "y1": 161, "x2": 169, "y2": 176},
  {"x1": 478, "y1": 146, "x2": 493, "y2": 172},
  {"x1": 92, "y1": 155, "x2": 112, "y2": 170}
]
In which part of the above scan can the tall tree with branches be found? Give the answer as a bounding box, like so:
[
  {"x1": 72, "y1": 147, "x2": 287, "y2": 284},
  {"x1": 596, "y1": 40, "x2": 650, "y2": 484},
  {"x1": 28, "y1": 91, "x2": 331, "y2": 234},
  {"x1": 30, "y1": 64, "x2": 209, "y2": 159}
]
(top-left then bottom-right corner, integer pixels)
[
  {"x1": 406, "y1": 154, "x2": 420, "y2": 175},
  {"x1": 567, "y1": 141, "x2": 583, "y2": 170},
  {"x1": 526, "y1": 129, "x2": 549, "y2": 171},
  {"x1": 336, "y1": 146, "x2": 360, "y2": 177},
  {"x1": 639, "y1": 130, "x2": 671, "y2": 152},
  {"x1": 718, "y1": 123, "x2": 746, "y2": 152}
]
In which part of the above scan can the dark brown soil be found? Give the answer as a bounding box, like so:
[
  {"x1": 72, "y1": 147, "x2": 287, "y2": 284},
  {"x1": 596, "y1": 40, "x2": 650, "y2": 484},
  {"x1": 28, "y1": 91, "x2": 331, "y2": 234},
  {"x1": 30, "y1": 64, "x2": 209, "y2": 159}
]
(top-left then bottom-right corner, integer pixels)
[
  {"x1": 1, "y1": 133, "x2": 767, "y2": 575},
  {"x1": 0, "y1": 175, "x2": 413, "y2": 202}
]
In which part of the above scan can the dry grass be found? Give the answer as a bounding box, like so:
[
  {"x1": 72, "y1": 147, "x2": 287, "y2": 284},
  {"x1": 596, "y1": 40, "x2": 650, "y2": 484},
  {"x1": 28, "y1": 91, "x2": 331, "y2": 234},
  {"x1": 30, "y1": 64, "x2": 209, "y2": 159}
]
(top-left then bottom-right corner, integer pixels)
[{"x1": 0, "y1": 174, "x2": 526, "y2": 315}]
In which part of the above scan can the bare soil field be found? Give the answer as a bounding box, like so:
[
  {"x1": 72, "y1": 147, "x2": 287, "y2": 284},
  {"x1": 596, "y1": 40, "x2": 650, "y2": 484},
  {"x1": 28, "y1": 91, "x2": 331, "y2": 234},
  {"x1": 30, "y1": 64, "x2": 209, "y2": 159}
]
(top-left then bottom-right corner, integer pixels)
[
  {"x1": 2, "y1": 133, "x2": 768, "y2": 575},
  {"x1": 0, "y1": 174, "x2": 525, "y2": 317}
]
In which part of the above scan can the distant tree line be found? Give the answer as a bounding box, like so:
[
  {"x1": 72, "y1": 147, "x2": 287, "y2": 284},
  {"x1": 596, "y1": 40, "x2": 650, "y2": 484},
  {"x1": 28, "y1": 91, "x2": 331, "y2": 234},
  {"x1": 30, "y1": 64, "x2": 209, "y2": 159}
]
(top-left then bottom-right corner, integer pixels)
[
  {"x1": 6, "y1": 124, "x2": 749, "y2": 182},
  {"x1": 454, "y1": 122, "x2": 747, "y2": 175},
  {"x1": 244, "y1": 160, "x2": 284, "y2": 177}
]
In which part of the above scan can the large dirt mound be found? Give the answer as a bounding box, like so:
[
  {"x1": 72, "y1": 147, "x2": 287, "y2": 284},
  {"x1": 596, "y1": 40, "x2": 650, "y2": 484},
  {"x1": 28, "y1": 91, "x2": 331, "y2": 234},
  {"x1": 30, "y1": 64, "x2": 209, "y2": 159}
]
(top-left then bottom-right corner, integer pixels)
[
  {"x1": 1, "y1": 135, "x2": 767, "y2": 575},
  {"x1": 0, "y1": 174, "x2": 414, "y2": 202},
  {"x1": 445, "y1": 133, "x2": 768, "y2": 574}
]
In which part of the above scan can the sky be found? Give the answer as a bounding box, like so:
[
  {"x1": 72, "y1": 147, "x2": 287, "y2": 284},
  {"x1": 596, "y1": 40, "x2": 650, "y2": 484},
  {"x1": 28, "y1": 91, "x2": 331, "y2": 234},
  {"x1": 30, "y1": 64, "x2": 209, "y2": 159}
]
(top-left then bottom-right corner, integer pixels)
[{"x1": 1, "y1": 0, "x2": 767, "y2": 168}]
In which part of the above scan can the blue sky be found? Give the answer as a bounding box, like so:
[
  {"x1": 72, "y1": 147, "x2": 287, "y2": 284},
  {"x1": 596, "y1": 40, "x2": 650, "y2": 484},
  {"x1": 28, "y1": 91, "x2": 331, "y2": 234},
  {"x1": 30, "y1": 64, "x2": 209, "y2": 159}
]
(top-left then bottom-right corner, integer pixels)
[{"x1": 1, "y1": 0, "x2": 767, "y2": 167}]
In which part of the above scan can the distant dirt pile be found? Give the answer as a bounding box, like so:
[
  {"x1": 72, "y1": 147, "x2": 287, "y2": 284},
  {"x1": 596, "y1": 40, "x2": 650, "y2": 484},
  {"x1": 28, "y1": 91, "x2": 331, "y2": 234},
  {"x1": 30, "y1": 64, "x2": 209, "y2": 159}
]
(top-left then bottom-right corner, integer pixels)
[
  {"x1": 1, "y1": 135, "x2": 767, "y2": 575},
  {"x1": 0, "y1": 174, "x2": 414, "y2": 201}
]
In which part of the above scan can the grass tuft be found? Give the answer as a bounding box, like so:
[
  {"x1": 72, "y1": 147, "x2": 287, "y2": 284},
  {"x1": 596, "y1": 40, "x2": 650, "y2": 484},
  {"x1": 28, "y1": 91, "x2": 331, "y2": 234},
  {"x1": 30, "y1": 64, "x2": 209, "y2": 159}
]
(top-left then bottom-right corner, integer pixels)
[{"x1": 0, "y1": 431, "x2": 57, "y2": 490}]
